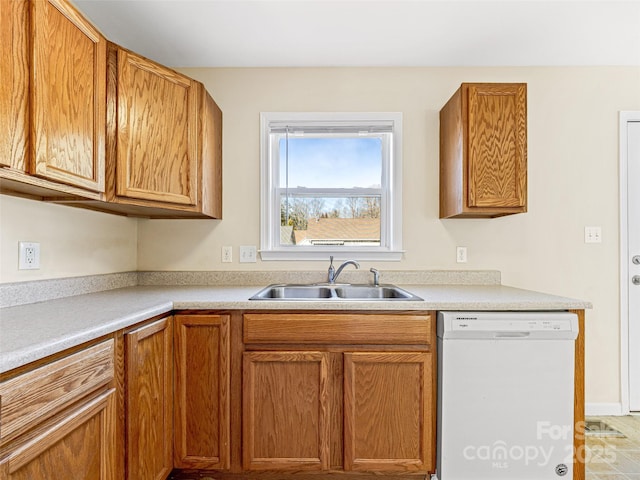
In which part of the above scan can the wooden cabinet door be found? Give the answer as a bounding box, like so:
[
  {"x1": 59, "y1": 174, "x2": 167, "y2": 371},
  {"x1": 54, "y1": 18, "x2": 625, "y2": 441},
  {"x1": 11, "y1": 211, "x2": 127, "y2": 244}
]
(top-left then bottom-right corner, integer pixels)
[
  {"x1": 125, "y1": 317, "x2": 173, "y2": 480},
  {"x1": 243, "y1": 351, "x2": 330, "y2": 471},
  {"x1": 0, "y1": 0, "x2": 29, "y2": 171},
  {"x1": 31, "y1": 0, "x2": 106, "y2": 192},
  {"x1": 344, "y1": 352, "x2": 433, "y2": 472},
  {"x1": 467, "y1": 83, "x2": 527, "y2": 209},
  {"x1": 116, "y1": 48, "x2": 198, "y2": 206},
  {"x1": 0, "y1": 389, "x2": 118, "y2": 480},
  {"x1": 174, "y1": 314, "x2": 230, "y2": 470}
]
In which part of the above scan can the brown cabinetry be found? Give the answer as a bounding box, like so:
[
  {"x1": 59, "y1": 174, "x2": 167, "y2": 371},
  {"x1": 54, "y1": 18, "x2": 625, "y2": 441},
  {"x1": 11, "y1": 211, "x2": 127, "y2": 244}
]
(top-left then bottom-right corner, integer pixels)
[
  {"x1": 125, "y1": 317, "x2": 173, "y2": 480},
  {"x1": 0, "y1": 0, "x2": 28, "y2": 171},
  {"x1": 344, "y1": 352, "x2": 432, "y2": 472},
  {"x1": 174, "y1": 314, "x2": 230, "y2": 470},
  {"x1": 0, "y1": 0, "x2": 106, "y2": 195},
  {"x1": 0, "y1": 340, "x2": 117, "y2": 479},
  {"x1": 242, "y1": 312, "x2": 436, "y2": 474},
  {"x1": 440, "y1": 83, "x2": 527, "y2": 218},
  {"x1": 104, "y1": 44, "x2": 222, "y2": 218},
  {"x1": 243, "y1": 351, "x2": 330, "y2": 471},
  {"x1": 1, "y1": 1, "x2": 222, "y2": 218}
]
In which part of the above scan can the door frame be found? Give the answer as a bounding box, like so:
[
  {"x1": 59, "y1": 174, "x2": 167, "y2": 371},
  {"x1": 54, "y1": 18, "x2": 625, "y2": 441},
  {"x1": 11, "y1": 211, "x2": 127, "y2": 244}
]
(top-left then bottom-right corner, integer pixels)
[{"x1": 620, "y1": 111, "x2": 640, "y2": 414}]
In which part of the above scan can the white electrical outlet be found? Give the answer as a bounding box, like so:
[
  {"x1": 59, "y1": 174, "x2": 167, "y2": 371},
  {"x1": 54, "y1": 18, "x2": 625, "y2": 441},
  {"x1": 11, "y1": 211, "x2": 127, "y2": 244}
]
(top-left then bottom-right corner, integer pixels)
[
  {"x1": 19, "y1": 242, "x2": 41, "y2": 270},
  {"x1": 222, "y1": 246, "x2": 233, "y2": 263},
  {"x1": 584, "y1": 226, "x2": 602, "y2": 244},
  {"x1": 456, "y1": 246, "x2": 468, "y2": 263},
  {"x1": 239, "y1": 245, "x2": 257, "y2": 263}
]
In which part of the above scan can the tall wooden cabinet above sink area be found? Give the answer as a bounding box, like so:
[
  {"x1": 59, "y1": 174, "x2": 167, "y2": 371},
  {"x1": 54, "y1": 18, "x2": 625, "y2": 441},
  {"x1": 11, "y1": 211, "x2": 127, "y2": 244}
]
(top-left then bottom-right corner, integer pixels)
[{"x1": 0, "y1": 0, "x2": 222, "y2": 219}]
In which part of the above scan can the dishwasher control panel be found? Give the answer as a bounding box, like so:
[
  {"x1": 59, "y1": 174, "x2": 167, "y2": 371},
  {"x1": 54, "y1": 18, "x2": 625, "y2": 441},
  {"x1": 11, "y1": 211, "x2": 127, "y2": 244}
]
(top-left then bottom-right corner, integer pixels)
[
  {"x1": 438, "y1": 311, "x2": 579, "y2": 340},
  {"x1": 451, "y1": 318, "x2": 574, "y2": 332}
]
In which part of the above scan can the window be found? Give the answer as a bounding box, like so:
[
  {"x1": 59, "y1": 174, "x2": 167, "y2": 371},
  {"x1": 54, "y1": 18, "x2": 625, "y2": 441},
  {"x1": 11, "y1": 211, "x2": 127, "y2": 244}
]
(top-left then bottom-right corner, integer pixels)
[{"x1": 260, "y1": 112, "x2": 403, "y2": 260}]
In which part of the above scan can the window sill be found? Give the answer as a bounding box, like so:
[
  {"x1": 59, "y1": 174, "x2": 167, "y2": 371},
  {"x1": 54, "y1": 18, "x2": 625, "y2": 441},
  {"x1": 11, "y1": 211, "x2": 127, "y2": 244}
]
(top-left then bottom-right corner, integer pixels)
[{"x1": 259, "y1": 250, "x2": 404, "y2": 261}]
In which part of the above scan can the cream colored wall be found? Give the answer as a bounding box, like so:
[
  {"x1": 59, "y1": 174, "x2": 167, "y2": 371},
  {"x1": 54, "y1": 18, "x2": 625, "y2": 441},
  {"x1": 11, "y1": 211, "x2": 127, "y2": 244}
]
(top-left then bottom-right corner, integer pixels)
[
  {"x1": 138, "y1": 66, "x2": 640, "y2": 408},
  {"x1": 0, "y1": 195, "x2": 137, "y2": 282}
]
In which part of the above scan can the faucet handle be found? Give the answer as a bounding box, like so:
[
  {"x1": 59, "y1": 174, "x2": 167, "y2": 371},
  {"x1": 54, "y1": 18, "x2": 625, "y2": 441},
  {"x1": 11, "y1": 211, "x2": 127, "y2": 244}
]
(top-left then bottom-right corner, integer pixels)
[
  {"x1": 328, "y1": 256, "x2": 336, "y2": 283},
  {"x1": 370, "y1": 268, "x2": 380, "y2": 286}
]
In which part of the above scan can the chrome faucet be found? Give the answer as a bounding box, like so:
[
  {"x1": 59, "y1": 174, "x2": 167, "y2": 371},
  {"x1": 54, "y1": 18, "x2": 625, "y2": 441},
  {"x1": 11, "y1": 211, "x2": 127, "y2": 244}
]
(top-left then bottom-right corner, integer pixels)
[{"x1": 327, "y1": 256, "x2": 360, "y2": 284}]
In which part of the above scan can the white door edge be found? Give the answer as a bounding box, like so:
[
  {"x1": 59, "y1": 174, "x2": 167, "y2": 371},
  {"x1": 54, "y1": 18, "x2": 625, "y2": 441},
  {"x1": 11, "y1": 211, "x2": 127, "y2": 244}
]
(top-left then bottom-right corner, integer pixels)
[{"x1": 620, "y1": 111, "x2": 640, "y2": 414}]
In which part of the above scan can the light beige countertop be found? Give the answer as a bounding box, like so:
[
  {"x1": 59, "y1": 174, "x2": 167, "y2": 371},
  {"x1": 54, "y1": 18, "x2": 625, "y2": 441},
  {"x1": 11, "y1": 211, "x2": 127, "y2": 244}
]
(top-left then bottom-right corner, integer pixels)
[{"x1": 0, "y1": 282, "x2": 591, "y2": 374}]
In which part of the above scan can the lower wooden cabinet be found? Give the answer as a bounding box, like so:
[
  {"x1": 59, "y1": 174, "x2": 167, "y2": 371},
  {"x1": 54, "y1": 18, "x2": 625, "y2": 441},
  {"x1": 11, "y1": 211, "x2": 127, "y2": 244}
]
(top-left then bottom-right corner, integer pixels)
[
  {"x1": 0, "y1": 389, "x2": 117, "y2": 480},
  {"x1": 0, "y1": 340, "x2": 118, "y2": 480},
  {"x1": 125, "y1": 317, "x2": 173, "y2": 480},
  {"x1": 243, "y1": 351, "x2": 330, "y2": 471},
  {"x1": 344, "y1": 352, "x2": 433, "y2": 472},
  {"x1": 173, "y1": 314, "x2": 230, "y2": 470},
  {"x1": 241, "y1": 312, "x2": 436, "y2": 475}
]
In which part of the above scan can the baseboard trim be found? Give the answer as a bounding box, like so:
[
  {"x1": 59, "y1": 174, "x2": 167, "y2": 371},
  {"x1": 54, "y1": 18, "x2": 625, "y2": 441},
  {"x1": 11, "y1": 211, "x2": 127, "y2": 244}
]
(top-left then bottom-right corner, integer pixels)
[{"x1": 586, "y1": 402, "x2": 625, "y2": 416}]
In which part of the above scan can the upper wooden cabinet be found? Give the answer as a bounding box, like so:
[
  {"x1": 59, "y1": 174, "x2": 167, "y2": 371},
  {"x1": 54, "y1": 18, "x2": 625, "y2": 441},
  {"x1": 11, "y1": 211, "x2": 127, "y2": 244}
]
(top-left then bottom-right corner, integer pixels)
[
  {"x1": 31, "y1": 0, "x2": 106, "y2": 192},
  {"x1": 0, "y1": 0, "x2": 29, "y2": 171},
  {"x1": 0, "y1": 0, "x2": 106, "y2": 198},
  {"x1": 1, "y1": 3, "x2": 222, "y2": 217},
  {"x1": 440, "y1": 83, "x2": 527, "y2": 218},
  {"x1": 105, "y1": 44, "x2": 222, "y2": 218}
]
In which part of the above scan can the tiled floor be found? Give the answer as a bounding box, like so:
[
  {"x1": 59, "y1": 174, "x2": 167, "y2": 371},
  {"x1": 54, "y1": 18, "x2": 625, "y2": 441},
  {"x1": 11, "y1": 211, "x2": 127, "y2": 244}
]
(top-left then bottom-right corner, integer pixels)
[{"x1": 586, "y1": 415, "x2": 640, "y2": 479}]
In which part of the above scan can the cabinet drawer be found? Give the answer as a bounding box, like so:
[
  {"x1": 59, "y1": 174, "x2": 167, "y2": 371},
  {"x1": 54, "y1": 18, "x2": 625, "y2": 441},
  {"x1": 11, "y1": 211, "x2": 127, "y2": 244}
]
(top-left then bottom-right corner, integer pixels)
[
  {"x1": 244, "y1": 313, "x2": 432, "y2": 345},
  {"x1": 0, "y1": 339, "x2": 114, "y2": 445}
]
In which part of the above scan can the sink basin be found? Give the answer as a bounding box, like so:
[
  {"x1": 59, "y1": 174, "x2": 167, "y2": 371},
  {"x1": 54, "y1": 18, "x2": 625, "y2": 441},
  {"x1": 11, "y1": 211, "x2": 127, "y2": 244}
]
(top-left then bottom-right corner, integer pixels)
[
  {"x1": 334, "y1": 285, "x2": 420, "y2": 300},
  {"x1": 249, "y1": 285, "x2": 334, "y2": 299},
  {"x1": 249, "y1": 284, "x2": 423, "y2": 301}
]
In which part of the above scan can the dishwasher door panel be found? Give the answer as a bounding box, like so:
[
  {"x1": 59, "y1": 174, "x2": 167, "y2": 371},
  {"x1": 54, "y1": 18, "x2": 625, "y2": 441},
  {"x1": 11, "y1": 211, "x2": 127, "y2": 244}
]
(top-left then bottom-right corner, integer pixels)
[{"x1": 437, "y1": 337, "x2": 575, "y2": 480}]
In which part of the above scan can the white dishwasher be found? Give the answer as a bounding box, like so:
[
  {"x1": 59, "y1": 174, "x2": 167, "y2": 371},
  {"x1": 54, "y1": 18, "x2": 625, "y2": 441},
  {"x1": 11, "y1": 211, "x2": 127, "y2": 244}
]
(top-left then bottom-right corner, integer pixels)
[{"x1": 436, "y1": 311, "x2": 579, "y2": 480}]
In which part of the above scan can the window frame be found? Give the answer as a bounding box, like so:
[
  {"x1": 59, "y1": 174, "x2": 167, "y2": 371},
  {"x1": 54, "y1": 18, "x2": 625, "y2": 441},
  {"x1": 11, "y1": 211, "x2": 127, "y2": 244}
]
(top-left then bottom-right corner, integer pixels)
[{"x1": 259, "y1": 112, "x2": 403, "y2": 261}]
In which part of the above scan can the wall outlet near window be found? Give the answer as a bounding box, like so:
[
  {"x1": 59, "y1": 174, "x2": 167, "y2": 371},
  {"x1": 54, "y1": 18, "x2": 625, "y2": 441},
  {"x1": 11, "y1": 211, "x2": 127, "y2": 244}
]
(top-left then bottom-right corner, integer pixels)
[
  {"x1": 456, "y1": 246, "x2": 468, "y2": 263},
  {"x1": 240, "y1": 245, "x2": 257, "y2": 263},
  {"x1": 19, "y1": 242, "x2": 40, "y2": 270}
]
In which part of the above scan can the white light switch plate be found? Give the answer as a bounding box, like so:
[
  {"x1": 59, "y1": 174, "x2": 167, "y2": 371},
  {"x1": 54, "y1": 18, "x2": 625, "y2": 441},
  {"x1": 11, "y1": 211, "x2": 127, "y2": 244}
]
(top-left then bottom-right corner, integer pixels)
[
  {"x1": 240, "y1": 245, "x2": 257, "y2": 263},
  {"x1": 585, "y1": 226, "x2": 602, "y2": 243}
]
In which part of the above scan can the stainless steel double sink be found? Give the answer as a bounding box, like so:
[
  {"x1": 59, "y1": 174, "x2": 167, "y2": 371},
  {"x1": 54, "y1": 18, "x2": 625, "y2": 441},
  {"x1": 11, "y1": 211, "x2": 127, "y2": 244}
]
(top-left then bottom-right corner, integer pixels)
[{"x1": 249, "y1": 284, "x2": 423, "y2": 301}]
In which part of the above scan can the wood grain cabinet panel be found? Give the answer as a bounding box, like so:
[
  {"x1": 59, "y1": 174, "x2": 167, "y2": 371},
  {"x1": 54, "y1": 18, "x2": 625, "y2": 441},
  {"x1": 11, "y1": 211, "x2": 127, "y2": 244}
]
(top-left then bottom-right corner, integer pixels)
[
  {"x1": 115, "y1": 48, "x2": 198, "y2": 205},
  {"x1": 243, "y1": 351, "x2": 330, "y2": 471},
  {"x1": 244, "y1": 313, "x2": 431, "y2": 345},
  {"x1": 174, "y1": 314, "x2": 230, "y2": 470},
  {"x1": 0, "y1": 339, "x2": 114, "y2": 446},
  {"x1": 344, "y1": 352, "x2": 433, "y2": 472},
  {"x1": 0, "y1": 389, "x2": 118, "y2": 480},
  {"x1": 0, "y1": 0, "x2": 29, "y2": 171},
  {"x1": 125, "y1": 317, "x2": 173, "y2": 480},
  {"x1": 104, "y1": 44, "x2": 223, "y2": 218},
  {"x1": 440, "y1": 82, "x2": 527, "y2": 218},
  {"x1": 31, "y1": 0, "x2": 106, "y2": 192},
  {"x1": 0, "y1": 339, "x2": 117, "y2": 480}
]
